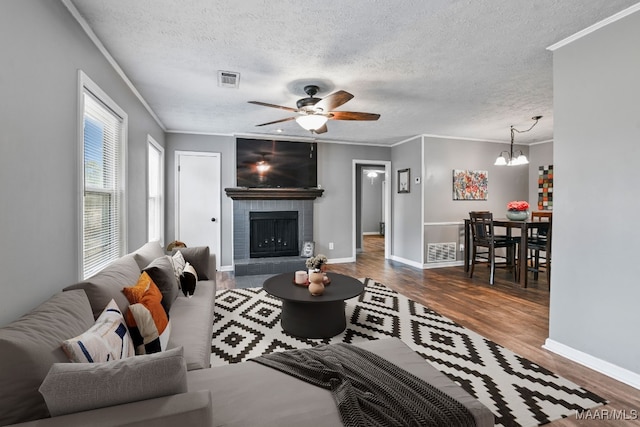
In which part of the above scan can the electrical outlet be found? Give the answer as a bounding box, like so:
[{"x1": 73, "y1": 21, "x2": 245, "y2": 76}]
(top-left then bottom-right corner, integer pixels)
[
  {"x1": 459, "y1": 243, "x2": 464, "y2": 252},
  {"x1": 329, "y1": 242, "x2": 334, "y2": 250}
]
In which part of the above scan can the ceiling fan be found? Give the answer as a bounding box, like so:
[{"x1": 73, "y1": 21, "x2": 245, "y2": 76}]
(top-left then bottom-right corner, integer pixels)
[{"x1": 248, "y1": 85, "x2": 380, "y2": 134}]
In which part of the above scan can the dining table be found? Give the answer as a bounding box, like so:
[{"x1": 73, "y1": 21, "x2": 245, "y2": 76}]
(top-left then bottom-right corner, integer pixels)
[{"x1": 463, "y1": 217, "x2": 548, "y2": 287}]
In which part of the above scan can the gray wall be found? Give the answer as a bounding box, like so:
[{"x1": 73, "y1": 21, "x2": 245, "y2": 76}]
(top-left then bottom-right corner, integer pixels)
[
  {"x1": 528, "y1": 142, "x2": 554, "y2": 209},
  {"x1": 424, "y1": 137, "x2": 529, "y2": 222},
  {"x1": 315, "y1": 143, "x2": 390, "y2": 258},
  {"x1": 164, "y1": 132, "x2": 527, "y2": 268},
  {"x1": 550, "y1": 10, "x2": 640, "y2": 376},
  {"x1": 164, "y1": 137, "x2": 390, "y2": 267},
  {"x1": 164, "y1": 133, "x2": 235, "y2": 268},
  {"x1": 422, "y1": 136, "x2": 529, "y2": 262},
  {"x1": 391, "y1": 137, "x2": 423, "y2": 263},
  {"x1": 0, "y1": 0, "x2": 165, "y2": 326}
]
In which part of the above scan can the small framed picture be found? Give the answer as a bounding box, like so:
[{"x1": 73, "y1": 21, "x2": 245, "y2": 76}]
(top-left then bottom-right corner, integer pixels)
[
  {"x1": 300, "y1": 241, "x2": 315, "y2": 257},
  {"x1": 398, "y1": 168, "x2": 410, "y2": 193}
]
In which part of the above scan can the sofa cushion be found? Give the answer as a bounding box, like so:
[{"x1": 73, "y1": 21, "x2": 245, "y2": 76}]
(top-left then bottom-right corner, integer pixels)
[
  {"x1": 173, "y1": 246, "x2": 209, "y2": 280},
  {"x1": 143, "y1": 256, "x2": 179, "y2": 313},
  {"x1": 64, "y1": 254, "x2": 141, "y2": 319},
  {"x1": 132, "y1": 241, "x2": 166, "y2": 270},
  {"x1": 0, "y1": 290, "x2": 94, "y2": 425},
  {"x1": 62, "y1": 299, "x2": 135, "y2": 363},
  {"x1": 39, "y1": 346, "x2": 188, "y2": 417},
  {"x1": 123, "y1": 272, "x2": 169, "y2": 354},
  {"x1": 166, "y1": 281, "x2": 215, "y2": 370},
  {"x1": 179, "y1": 262, "x2": 198, "y2": 297}
]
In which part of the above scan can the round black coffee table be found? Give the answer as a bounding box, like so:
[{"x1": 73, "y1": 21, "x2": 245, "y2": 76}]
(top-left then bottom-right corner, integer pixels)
[{"x1": 262, "y1": 272, "x2": 364, "y2": 339}]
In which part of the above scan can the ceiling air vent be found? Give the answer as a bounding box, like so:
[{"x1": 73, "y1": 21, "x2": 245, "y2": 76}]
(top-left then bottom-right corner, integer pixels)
[{"x1": 218, "y1": 70, "x2": 240, "y2": 88}]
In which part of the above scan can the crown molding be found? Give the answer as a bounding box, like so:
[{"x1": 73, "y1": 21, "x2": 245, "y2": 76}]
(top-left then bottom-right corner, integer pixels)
[
  {"x1": 61, "y1": 0, "x2": 166, "y2": 131},
  {"x1": 547, "y1": 3, "x2": 640, "y2": 51}
]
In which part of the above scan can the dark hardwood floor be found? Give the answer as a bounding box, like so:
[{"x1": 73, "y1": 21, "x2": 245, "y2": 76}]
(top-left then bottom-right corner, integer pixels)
[{"x1": 218, "y1": 235, "x2": 640, "y2": 426}]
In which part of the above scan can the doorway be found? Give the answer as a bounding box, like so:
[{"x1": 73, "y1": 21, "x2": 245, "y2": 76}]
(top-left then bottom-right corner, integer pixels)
[
  {"x1": 175, "y1": 151, "x2": 221, "y2": 270},
  {"x1": 352, "y1": 160, "x2": 391, "y2": 260}
]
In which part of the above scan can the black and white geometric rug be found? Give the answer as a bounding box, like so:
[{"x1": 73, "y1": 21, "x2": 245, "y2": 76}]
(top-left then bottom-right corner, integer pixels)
[{"x1": 211, "y1": 278, "x2": 606, "y2": 427}]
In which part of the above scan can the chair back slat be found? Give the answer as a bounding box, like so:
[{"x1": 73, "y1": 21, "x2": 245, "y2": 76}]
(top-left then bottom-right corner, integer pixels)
[
  {"x1": 530, "y1": 211, "x2": 552, "y2": 238},
  {"x1": 527, "y1": 211, "x2": 552, "y2": 284},
  {"x1": 469, "y1": 211, "x2": 495, "y2": 245}
]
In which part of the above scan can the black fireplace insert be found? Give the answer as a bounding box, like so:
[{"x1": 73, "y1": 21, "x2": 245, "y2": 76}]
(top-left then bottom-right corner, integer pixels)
[{"x1": 249, "y1": 211, "x2": 299, "y2": 258}]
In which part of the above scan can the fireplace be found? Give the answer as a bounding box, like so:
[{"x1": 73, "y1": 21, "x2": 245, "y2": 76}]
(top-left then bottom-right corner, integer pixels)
[
  {"x1": 249, "y1": 211, "x2": 298, "y2": 258},
  {"x1": 232, "y1": 199, "x2": 313, "y2": 275}
]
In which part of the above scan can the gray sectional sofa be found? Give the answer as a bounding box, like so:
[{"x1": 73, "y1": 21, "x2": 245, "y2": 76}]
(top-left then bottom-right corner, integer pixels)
[{"x1": 0, "y1": 242, "x2": 494, "y2": 427}]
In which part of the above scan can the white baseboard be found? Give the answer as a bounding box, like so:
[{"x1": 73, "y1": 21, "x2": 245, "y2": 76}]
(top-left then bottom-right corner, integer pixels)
[
  {"x1": 543, "y1": 338, "x2": 640, "y2": 390},
  {"x1": 328, "y1": 256, "x2": 356, "y2": 264},
  {"x1": 423, "y1": 260, "x2": 464, "y2": 269},
  {"x1": 389, "y1": 256, "x2": 463, "y2": 270},
  {"x1": 362, "y1": 231, "x2": 382, "y2": 236},
  {"x1": 389, "y1": 255, "x2": 424, "y2": 269},
  {"x1": 218, "y1": 264, "x2": 234, "y2": 272}
]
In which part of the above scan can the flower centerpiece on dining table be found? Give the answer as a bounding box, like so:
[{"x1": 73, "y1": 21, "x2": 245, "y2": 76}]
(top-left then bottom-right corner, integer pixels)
[{"x1": 506, "y1": 200, "x2": 530, "y2": 220}]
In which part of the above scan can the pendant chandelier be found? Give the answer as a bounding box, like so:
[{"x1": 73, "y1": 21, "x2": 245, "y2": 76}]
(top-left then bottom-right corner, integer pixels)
[{"x1": 495, "y1": 115, "x2": 542, "y2": 166}]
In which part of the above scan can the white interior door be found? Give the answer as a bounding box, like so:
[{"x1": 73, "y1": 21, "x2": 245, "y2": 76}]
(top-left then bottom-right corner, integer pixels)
[{"x1": 175, "y1": 151, "x2": 221, "y2": 270}]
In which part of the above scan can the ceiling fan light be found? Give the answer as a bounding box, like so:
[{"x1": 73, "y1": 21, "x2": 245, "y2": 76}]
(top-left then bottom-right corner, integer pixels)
[
  {"x1": 296, "y1": 114, "x2": 328, "y2": 131},
  {"x1": 256, "y1": 160, "x2": 270, "y2": 173}
]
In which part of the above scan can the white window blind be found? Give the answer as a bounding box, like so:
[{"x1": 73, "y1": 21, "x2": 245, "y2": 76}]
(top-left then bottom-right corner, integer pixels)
[
  {"x1": 82, "y1": 90, "x2": 125, "y2": 279},
  {"x1": 147, "y1": 137, "x2": 164, "y2": 245}
]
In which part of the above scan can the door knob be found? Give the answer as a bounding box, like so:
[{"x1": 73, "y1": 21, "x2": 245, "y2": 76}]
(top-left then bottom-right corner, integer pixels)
[{"x1": 211, "y1": 218, "x2": 216, "y2": 222}]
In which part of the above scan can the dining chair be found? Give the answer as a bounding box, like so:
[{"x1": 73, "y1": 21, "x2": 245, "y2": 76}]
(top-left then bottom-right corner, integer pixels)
[
  {"x1": 468, "y1": 211, "x2": 518, "y2": 285},
  {"x1": 527, "y1": 211, "x2": 552, "y2": 285}
]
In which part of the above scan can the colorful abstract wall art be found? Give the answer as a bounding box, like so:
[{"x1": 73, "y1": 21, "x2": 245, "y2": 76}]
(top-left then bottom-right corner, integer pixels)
[
  {"x1": 538, "y1": 165, "x2": 553, "y2": 210},
  {"x1": 452, "y1": 169, "x2": 488, "y2": 200}
]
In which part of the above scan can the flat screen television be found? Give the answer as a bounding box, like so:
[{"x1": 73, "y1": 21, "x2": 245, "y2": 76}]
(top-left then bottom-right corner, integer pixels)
[{"x1": 236, "y1": 138, "x2": 317, "y2": 188}]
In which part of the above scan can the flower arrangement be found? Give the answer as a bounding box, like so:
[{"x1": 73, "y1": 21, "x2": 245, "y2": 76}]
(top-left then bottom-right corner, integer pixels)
[
  {"x1": 507, "y1": 201, "x2": 529, "y2": 212},
  {"x1": 305, "y1": 254, "x2": 328, "y2": 272}
]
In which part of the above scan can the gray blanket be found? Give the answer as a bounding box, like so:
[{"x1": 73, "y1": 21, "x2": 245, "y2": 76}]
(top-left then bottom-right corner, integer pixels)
[{"x1": 251, "y1": 343, "x2": 476, "y2": 427}]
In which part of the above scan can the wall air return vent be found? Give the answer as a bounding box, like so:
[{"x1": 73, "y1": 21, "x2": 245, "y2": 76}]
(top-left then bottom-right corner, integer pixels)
[
  {"x1": 427, "y1": 242, "x2": 457, "y2": 263},
  {"x1": 218, "y1": 70, "x2": 240, "y2": 88}
]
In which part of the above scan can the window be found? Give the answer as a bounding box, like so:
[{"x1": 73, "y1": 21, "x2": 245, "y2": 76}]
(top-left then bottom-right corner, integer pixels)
[
  {"x1": 147, "y1": 136, "x2": 164, "y2": 245},
  {"x1": 79, "y1": 72, "x2": 127, "y2": 279}
]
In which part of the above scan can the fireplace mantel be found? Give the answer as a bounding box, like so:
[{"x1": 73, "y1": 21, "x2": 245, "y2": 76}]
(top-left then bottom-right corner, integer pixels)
[{"x1": 225, "y1": 187, "x2": 324, "y2": 200}]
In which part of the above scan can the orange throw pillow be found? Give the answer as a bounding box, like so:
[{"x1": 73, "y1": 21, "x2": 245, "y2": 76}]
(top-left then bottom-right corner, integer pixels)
[{"x1": 122, "y1": 272, "x2": 169, "y2": 354}]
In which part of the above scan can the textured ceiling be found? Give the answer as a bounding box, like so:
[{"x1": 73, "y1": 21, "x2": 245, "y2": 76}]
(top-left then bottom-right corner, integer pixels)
[{"x1": 68, "y1": 0, "x2": 638, "y2": 145}]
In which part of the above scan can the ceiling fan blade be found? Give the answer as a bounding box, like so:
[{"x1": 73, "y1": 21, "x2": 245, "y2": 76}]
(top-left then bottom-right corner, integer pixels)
[
  {"x1": 330, "y1": 111, "x2": 380, "y2": 121},
  {"x1": 255, "y1": 116, "x2": 297, "y2": 127},
  {"x1": 248, "y1": 101, "x2": 298, "y2": 112},
  {"x1": 312, "y1": 124, "x2": 328, "y2": 134},
  {"x1": 314, "y1": 90, "x2": 354, "y2": 112}
]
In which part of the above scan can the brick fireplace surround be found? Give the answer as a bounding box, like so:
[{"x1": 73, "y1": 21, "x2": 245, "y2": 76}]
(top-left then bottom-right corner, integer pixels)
[{"x1": 227, "y1": 188, "x2": 323, "y2": 276}]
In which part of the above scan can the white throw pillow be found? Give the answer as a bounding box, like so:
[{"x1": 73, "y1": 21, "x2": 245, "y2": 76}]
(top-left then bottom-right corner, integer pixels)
[
  {"x1": 61, "y1": 299, "x2": 134, "y2": 363},
  {"x1": 170, "y1": 251, "x2": 186, "y2": 286}
]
